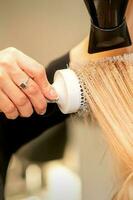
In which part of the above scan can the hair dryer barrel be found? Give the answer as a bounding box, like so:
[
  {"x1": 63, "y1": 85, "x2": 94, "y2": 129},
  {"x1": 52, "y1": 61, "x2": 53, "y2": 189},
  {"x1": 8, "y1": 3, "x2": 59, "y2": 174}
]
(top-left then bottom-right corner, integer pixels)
[{"x1": 84, "y1": 0, "x2": 132, "y2": 53}]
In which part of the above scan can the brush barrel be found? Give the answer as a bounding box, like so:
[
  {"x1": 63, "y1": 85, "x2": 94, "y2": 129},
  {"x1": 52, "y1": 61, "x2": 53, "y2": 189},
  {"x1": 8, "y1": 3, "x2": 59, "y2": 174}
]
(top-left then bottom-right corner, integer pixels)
[{"x1": 52, "y1": 69, "x2": 81, "y2": 114}]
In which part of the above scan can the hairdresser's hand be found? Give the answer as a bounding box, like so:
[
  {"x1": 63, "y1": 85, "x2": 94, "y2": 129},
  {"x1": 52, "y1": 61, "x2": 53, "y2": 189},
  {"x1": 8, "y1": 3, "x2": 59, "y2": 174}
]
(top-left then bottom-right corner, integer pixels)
[{"x1": 0, "y1": 47, "x2": 58, "y2": 119}]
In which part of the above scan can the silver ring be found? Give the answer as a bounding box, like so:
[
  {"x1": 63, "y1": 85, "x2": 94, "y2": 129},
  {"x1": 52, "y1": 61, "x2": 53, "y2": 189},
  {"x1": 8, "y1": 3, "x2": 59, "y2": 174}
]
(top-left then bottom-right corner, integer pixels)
[{"x1": 19, "y1": 76, "x2": 30, "y2": 89}]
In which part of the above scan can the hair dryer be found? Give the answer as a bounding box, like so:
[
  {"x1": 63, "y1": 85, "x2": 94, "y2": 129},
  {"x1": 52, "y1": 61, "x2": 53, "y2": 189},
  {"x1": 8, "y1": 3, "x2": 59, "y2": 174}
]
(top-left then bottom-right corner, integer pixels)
[{"x1": 84, "y1": 0, "x2": 132, "y2": 53}]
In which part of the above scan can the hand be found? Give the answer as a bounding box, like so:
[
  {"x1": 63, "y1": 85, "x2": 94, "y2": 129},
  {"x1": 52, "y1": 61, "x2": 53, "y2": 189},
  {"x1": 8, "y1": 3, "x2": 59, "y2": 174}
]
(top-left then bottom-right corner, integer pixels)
[{"x1": 0, "y1": 47, "x2": 58, "y2": 119}]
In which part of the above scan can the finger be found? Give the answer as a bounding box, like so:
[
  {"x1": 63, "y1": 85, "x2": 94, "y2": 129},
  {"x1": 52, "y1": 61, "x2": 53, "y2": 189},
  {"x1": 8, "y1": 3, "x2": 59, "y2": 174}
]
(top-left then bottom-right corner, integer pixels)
[
  {"x1": 10, "y1": 67, "x2": 47, "y2": 115},
  {"x1": 20, "y1": 78, "x2": 47, "y2": 115},
  {"x1": 18, "y1": 100, "x2": 33, "y2": 117},
  {"x1": 5, "y1": 110, "x2": 19, "y2": 120},
  {"x1": 15, "y1": 50, "x2": 58, "y2": 100},
  {"x1": 1, "y1": 74, "x2": 33, "y2": 117},
  {"x1": 0, "y1": 89, "x2": 19, "y2": 119}
]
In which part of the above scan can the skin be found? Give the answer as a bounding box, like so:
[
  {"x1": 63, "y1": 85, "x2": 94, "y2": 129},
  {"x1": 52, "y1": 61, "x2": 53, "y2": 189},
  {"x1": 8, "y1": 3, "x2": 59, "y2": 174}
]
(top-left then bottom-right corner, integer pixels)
[
  {"x1": 0, "y1": 47, "x2": 58, "y2": 119},
  {"x1": 70, "y1": 0, "x2": 133, "y2": 65}
]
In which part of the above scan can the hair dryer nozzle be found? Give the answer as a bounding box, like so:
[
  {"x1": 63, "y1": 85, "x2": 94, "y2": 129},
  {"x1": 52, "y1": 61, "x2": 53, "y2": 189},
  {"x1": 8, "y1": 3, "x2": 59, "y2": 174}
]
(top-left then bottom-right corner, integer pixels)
[
  {"x1": 84, "y1": 0, "x2": 132, "y2": 53},
  {"x1": 89, "y1": 20, "x2": 132, "y2": 53}
]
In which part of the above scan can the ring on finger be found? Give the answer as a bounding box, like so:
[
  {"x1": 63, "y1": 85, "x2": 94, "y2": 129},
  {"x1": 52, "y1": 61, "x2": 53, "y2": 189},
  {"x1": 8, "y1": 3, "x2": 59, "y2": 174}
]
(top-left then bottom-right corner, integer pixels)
[{"x1": 19, "y1": 76, "x2": 30, "y2": 90}]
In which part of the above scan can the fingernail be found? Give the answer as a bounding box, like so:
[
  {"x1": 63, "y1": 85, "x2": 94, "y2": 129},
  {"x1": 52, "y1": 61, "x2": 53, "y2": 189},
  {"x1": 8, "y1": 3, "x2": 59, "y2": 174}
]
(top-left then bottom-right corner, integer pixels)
[{"x1": 39, "y1": 109, "x2": 46, "y2": 115}]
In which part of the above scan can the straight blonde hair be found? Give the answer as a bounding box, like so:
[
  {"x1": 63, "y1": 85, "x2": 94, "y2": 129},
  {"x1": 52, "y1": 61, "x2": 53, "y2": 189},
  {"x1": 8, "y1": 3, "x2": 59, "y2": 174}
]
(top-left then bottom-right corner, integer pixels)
[{"x1": 71, "y1": 53, "x2": 133, "y2": 200}]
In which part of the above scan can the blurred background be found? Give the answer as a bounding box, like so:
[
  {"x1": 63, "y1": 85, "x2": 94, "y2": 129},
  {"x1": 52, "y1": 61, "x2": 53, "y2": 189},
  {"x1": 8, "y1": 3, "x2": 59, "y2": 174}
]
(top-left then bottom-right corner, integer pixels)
[{"x1": 0, "y1": 0, "x2": 89, "y2": 199}]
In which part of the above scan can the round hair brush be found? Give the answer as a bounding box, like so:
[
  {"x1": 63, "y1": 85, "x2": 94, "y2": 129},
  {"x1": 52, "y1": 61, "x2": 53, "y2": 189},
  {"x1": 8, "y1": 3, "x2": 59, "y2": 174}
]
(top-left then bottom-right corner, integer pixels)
[
  {"x1": 50, "y1": 69, "x2": 87, "y2": 114},
  {"x1": 50, "y1": 52, "x2": 133, "y2": 114}
]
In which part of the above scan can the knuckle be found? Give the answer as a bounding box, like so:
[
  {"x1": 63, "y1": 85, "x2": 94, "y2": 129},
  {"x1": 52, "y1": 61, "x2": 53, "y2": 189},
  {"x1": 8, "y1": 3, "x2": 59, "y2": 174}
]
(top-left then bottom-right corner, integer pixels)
[
  {"x1": 25, "y1": 112, "x2": 33, "y2": 118},
  {"x1": 6, "y1": 112, "x2": 18, "y2": 119},
  {"x1": 5, "y1": 104, "x2": 16, "y2": 113},
  {"x1": 21, "y1": 109, "x2": 33, "y2": 118},
  {"x1": 36, "y1": 66, "x2": 45, "y2": 77},
  {"x1": 0, "y1": 55, "x2": 14, "y2": 68},
  {"x1": 0, "y1": 59, "x2": 10, "y2": 67},
  {"x1": 38, "y1": 101, "x2": 46, "y2": 109},
  {"x1": 37, "y1": 102, "x2": 47, "y2": 113},
  {"x1": 10, "y1": 68, "x2": 20, "y2": 77},
  {"x1": 16, "y1": 95, "x2": 28, "y2": 106},
  {"x1": 43, "y1": 81, "x2": 49, "y2": 89},
  {"x1": 0, "y1": 68, "x2": 6, "y2": 81},
  {"x1": 37, "y1": 105, "x2": 46, "y2": 112},
  {"x1": 12, "y1": 115, "x2": 18, "y2": 119},
  {"x1": 7, "y1": 47, "x2": 17, "y2": 55}
]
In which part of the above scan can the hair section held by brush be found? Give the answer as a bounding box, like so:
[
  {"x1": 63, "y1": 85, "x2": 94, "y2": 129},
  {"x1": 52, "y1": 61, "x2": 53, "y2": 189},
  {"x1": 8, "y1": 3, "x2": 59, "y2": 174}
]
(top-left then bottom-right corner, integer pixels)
[{"x1": 70, "y1": 53, "x2": 133, "y2": 200}]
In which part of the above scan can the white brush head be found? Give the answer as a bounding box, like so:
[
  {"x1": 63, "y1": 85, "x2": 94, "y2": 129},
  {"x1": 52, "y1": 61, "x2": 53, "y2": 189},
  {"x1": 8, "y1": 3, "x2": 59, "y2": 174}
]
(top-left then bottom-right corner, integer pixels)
[{"x1": 52, "y1": 69, "x2": 82, "y2": 114}]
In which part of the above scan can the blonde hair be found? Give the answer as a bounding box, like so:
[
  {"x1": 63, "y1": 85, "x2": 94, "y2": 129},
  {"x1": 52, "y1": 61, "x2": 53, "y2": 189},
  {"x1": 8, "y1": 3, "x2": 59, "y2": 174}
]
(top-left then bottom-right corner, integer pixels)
[{"x1": 71, "y1": 53, "x2": 133, "y2": 199}]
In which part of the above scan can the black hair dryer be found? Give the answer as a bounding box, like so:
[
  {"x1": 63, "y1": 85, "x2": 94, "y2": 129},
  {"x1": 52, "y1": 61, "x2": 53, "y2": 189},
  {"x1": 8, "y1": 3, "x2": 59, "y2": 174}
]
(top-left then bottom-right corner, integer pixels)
[{"x1": 84, "y1": 0, "x2": 132, "y2": 53}]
